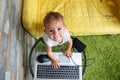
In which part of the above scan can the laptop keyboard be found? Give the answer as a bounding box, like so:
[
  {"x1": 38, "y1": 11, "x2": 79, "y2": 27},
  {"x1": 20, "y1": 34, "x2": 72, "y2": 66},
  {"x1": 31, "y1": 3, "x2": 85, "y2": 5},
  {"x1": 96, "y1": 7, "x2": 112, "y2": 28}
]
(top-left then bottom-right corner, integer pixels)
[{"x1": 36, "y1": 65, "x2": 80, "y2": 79}]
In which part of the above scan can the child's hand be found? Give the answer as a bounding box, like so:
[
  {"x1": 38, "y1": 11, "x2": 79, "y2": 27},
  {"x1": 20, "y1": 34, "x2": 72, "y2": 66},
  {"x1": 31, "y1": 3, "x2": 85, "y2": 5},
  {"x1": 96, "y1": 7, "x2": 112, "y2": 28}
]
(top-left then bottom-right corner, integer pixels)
[
  {"x1": 52, "y1": 59, "x2": 60, "y2": 69},
  {"x1": 64, "y1": 50, "x2": 72, "y2": 58}
]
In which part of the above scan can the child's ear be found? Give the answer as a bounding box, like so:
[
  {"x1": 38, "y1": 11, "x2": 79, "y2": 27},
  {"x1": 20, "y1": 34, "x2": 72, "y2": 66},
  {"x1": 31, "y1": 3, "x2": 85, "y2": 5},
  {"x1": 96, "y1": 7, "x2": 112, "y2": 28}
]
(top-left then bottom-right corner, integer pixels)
[
  {"x1": 44, "y1": 29, "x2": 47, "y2": 33},
  {"x1": 44, "y1": 29, "x2": 45, "y2": 32},
  {"x1": 64, "y1": 25, "x2": 67, "y2": 29}
]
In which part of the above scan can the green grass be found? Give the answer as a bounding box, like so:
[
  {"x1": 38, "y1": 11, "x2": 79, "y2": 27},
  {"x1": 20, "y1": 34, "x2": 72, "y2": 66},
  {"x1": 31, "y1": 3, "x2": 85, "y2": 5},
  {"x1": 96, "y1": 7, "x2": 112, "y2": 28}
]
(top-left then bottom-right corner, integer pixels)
[
  {"x1": 78, "y1": 34, "x2": 120, "y2": 80},
  {"x1": 36, "y1": 34, "x2": 120, "y2": 80}
]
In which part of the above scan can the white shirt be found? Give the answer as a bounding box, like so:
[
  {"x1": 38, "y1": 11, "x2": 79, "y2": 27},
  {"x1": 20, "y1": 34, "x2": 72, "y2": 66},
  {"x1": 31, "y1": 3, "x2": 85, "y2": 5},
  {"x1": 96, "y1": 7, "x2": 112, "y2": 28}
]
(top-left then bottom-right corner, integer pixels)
[{"x1": 43, "y1": 29, "x2": 71, "y2": 47}]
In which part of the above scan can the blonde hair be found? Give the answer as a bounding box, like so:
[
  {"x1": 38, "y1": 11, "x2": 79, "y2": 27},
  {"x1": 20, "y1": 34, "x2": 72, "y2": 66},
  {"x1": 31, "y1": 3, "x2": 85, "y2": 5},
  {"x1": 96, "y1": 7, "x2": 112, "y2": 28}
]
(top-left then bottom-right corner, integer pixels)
[{"x1": 43, "y1": 12, "x2": 64, "y2": 27}]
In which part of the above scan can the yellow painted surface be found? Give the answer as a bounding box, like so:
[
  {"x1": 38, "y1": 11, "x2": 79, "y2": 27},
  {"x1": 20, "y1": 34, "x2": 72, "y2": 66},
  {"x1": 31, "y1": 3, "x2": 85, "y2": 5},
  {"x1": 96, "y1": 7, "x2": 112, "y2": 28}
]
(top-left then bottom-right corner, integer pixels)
[{"x1": 22, "y1": 0, "x2": 120, "y2": 38}]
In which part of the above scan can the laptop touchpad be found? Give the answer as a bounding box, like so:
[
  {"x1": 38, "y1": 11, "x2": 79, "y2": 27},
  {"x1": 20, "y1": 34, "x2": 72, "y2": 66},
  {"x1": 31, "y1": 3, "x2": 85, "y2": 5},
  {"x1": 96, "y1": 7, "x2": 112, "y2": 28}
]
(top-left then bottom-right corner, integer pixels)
[{"x1": 58, "y1": 54, "x2": 70, "y2": 63}]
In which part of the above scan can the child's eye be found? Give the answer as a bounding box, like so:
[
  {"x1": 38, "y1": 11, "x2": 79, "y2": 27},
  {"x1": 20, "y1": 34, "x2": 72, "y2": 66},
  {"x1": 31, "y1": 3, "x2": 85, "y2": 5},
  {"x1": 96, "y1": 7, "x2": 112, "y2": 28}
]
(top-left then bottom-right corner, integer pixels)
[
  {"x1": 58, "y1": 28, "x2": 62, "y2": 31},
  {"x1": 49, "y1": 30, "x2": 53, "y2": 32}
]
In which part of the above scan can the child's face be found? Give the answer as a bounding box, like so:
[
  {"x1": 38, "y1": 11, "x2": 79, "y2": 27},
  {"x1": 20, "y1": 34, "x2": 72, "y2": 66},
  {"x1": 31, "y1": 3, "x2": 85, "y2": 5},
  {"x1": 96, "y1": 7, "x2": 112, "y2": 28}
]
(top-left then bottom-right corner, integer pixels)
[{"x1": 44, "y1": 19, "x2": 65, "y2": 42}]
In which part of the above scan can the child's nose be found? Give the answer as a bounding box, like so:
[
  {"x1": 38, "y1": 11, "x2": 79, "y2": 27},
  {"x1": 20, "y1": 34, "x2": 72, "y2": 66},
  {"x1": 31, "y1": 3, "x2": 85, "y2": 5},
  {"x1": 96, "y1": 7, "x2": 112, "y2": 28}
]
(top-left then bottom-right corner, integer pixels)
[{"x1": 54, "y1": 31, "x2": 58, "y2": 37}]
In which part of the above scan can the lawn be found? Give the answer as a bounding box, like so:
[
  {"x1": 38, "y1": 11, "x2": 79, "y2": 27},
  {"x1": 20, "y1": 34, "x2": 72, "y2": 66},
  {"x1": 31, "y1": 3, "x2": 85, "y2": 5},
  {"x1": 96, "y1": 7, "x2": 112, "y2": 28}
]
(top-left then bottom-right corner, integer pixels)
[{"x1": 36, "y1": 34, "x2": 120, "y2": 80}]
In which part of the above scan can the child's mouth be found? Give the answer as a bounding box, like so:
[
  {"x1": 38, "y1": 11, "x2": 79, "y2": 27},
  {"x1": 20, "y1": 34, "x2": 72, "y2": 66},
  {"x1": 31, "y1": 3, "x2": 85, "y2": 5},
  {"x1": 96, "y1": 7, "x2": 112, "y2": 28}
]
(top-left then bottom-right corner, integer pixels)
[{"x1": 54, "y1": 37, "x2": 62, "y2": 41}]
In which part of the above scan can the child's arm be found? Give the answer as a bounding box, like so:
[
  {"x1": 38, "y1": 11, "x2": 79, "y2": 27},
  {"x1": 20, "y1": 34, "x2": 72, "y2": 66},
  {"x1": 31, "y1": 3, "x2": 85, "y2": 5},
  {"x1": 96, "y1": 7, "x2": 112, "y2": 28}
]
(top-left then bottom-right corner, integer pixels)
[
  {"x1": 45, "y1": 44, "x2": 60, "y2": 69},
  {"x1": 64, "y1": 38, "x2": 73, "y2": 57}
]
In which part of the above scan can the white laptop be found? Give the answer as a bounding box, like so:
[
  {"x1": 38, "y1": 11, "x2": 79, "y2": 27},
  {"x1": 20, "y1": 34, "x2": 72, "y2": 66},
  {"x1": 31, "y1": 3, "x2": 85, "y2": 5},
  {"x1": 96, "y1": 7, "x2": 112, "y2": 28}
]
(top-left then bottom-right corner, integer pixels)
[{"x1": 34, "y1": 52, "x2": 82, "y2": 80}]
